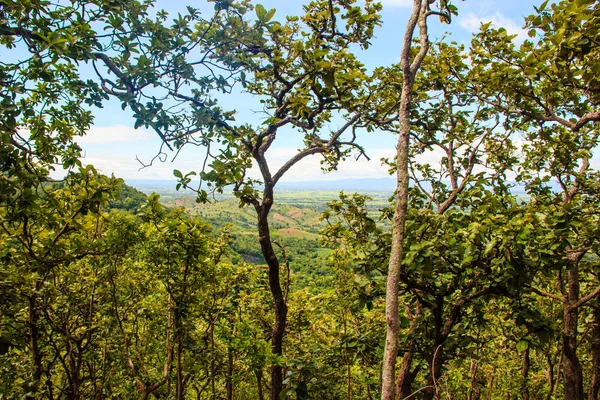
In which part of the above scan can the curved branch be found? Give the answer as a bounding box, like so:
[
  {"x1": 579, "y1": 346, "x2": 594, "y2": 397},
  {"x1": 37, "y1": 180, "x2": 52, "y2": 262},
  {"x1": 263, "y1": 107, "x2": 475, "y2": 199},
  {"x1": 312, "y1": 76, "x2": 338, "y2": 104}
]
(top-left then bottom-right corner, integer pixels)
[
  {"x1": 272, "y1": 147, "x2": 325, "y2": 185},
  {"x1": 569, "y1": 287, "x2": 600, "y2": 312}
]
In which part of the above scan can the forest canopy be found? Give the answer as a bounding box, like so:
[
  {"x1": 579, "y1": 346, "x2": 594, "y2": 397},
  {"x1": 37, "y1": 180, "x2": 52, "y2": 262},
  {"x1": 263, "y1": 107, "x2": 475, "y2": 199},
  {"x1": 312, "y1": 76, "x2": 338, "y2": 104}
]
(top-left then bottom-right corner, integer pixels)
[{"x1": 1, "y1": 0, "x2": 599, "y2": 399}]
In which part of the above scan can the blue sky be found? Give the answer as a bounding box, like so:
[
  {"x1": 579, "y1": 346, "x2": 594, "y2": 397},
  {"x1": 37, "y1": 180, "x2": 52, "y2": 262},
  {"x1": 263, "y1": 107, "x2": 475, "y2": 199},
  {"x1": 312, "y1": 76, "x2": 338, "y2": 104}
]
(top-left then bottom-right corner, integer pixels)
[{"x1": 73, "y1": 0, "x2": 543, "y2": 183}]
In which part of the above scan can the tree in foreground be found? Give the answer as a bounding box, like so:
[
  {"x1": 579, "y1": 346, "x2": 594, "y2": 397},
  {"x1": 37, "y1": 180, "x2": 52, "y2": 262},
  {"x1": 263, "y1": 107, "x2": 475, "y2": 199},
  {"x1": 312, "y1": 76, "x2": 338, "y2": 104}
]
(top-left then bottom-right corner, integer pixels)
[
  {"x1": 380, "y1": 1, "x2": 458, "y2": 398},
  {"x1": 2, "y1": 0, "x2": 382, "y2": 396},
  {"x1": 83, "y1": 1, "x2": 383, "y2": 396},
  {"x1": 469, "y1": 1, "x2": 600, "y2": 397}
]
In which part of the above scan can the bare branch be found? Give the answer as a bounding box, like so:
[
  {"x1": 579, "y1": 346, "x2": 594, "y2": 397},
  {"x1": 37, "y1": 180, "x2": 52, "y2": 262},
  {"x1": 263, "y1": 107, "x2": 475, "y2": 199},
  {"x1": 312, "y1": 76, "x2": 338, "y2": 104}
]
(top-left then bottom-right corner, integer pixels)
[
  {"x1": 573, "y1": 111, "x2": 600, "y2": 132},
  {"x1": 530, "y1": 287, "x2": 566, "y2": 303},
  {"x1": 569, "y1": 287, "x2": 600, "y2": 312}
]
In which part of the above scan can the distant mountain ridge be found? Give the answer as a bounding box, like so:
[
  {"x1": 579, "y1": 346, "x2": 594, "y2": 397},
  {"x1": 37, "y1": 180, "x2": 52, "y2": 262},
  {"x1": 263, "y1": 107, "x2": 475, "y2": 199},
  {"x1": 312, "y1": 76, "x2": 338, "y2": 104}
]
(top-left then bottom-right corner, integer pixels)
[
  {"x1": 126, "y1": 178, "x2": 398, "y2": 193},
  {"x1": 126, "y1": 177, "x2": 540, "y2": 195}
]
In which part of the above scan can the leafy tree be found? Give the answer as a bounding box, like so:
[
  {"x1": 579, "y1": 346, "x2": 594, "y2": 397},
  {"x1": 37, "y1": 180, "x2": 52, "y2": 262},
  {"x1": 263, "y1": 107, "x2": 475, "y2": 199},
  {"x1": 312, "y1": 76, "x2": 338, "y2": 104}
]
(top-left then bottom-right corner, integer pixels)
[
  {"x1": 469, "y1": 1, "x2": 600, "y2": 398},
  {"x1": 0, "y1": 168, "x2": 278, "y2": 399},
  {"x1": 77, "y1": 1, "x2": 383, "y2": 396},
  {"x1": 377, "y1": 2, "x2": 459, "y2": 398},
  {"x1": 4, "y1": 1, "x2": 600, "y2": 400},
  {"x1": 0, "y1": 1, "x2": 156, "y2": 180},
  {"x1": 0, "y1": 165, "x2": 124, "y2": 398}
]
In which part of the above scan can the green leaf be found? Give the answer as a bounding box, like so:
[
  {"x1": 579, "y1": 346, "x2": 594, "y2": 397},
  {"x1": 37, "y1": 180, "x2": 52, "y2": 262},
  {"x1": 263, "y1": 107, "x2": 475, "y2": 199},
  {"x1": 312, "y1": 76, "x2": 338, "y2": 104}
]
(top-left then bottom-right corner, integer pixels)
[
  {"x1": 255, "y1": 4, "x2": 266, "y2": 20},
  {"x1": 279, "y1": 387, "x2": 295, "y2": 399},
  {"x1": 400, "y1": 316, "x2": 410, "y2": 328},
  {"x1": 265, "y1": 8, "x2": 276, "y2": 22},
  {"x1": 516, "y1": 340, "x2": 529, "y2": 352},
  {"x1": 296, "y1": 382, "x2": 309, "y2": 400},
  {"x1": 322, "y1": 71, "x2": 335, "y2": 89}
]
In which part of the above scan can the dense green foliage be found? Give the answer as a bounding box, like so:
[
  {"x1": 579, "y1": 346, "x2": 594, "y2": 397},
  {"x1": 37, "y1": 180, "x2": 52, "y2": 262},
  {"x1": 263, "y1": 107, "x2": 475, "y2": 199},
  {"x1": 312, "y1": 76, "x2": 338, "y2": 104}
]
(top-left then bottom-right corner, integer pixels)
[{"x1": 1, "y1": 0, "x2": 600, "y2": 399}]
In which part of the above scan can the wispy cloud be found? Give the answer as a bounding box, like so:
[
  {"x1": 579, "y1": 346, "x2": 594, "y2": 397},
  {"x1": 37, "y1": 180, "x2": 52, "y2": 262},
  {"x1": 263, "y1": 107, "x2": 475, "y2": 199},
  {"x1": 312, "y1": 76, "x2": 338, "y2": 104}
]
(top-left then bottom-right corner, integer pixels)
[
  {"x1": 378, "y1": 0, "x2": 413, "y2": 9},
  {"x1": 257, "y1": 148, "x2": 397, "y2": 182},
  {"x1": 76, "y1": 125, "x2": 153, "y2": 144},
  {"x1": 459, "y1": 12, "x2": 527, "y2": 42},
  {"x1": 73, "y1": 147, "x2": 399, "y2": 182}
]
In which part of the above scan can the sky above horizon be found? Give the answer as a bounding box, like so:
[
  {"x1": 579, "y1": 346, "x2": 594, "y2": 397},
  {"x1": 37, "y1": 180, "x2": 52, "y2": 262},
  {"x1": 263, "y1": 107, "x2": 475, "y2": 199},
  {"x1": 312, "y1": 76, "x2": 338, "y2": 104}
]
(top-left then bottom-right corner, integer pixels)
[{"x1": 71, "y1": 0, "x2": 544, "y2": 183}]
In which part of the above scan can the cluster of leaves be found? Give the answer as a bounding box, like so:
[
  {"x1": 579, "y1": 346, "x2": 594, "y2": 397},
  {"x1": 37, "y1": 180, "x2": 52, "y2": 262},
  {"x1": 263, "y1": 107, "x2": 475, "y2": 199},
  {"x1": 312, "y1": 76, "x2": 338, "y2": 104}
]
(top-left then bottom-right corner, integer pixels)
[
  {"x1": 319, "y1": 1, "x2": 600, "y2": 397},
  {"x1": 0, "y1": 168, "x2": 279, "y2": 399},
  {"x1": 2, "y1": 0, "x2": 600, "y2": 398}
]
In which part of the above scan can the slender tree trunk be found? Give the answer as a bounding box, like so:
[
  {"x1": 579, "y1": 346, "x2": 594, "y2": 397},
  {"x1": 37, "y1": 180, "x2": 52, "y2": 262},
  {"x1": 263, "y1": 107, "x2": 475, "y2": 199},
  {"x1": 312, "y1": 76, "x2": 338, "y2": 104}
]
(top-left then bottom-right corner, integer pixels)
[
  {"x1": 467, "y1": 359, "x2": 479, "y2": 400},
  {"x1": 177, "y1": 256, "x2": 191, "y2": 400},
  {"x1": 29, "y1": 293, "x2": 43, "y2": 383},
  {"x1": 66, "y1": 341, "x2": 83, "y2": 400},
  {"x1": 347, "y1": 358, "x2": 352, "y2": 400},
  {"x1": 422, "y1": 346, "x2": 443, "y2": 400},
  {"x1": 255, "y1": 368, "x2": 264, "y2": 400},
  {"x1": 176, "y1": 331, "x2": 184, "y2": 400},
  {"x1": 545, "y1": 355, "x2": 555, "y2": 400},
  {"x1": 563, "y1": 267, "x2": 584, "y2": 400},
  {"x1": 382, "y1": 2, "x2": 430, "y2": 398},
  {"x1": 210, "y1": 320, "x2": 216, "y2": 400},
  {"x1": 256, "y1": 199, "x2": 287, "y2": 400},
  {"x1": 589, "y1": 298, "x2": 600, "y2": 400},
  {"x1": 226, "y1": 346, "x2": 234, "y2": 400},
  {"x1": 342, "y1": 309, "x2": 352, "y2": 400},
  {"x1": 486, "y1": 372, "x2": 494, "y2": 400},
  {"x1": 396, "y1": 305, "x2": 421, "y2": 399},
  {"x1": 28, "y1": 283, "x2": 44, "y2": 400},
  {"x1": 395, "y1": 350, "x2": 416, "y2": 399},
  {"x1": 522, "y1": 347, "x2": 530, "y2": 400},
  {"x1": 382, "y1": 83, "x2": 411, "y2": 400}
]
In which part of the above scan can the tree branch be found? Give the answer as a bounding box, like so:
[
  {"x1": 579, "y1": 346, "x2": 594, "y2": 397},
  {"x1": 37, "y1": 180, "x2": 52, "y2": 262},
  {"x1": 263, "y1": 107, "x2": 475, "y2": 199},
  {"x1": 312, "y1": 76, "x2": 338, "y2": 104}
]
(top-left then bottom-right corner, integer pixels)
[
  {"x1": 530, "y1": 287, "x2": 566, "y2": 303},
  {"x1": 272, "y1": 147, "x2": 325, "y2": 185},
  {"x1": 569, "y1": 287, "x2": 600, "y2": 312}
]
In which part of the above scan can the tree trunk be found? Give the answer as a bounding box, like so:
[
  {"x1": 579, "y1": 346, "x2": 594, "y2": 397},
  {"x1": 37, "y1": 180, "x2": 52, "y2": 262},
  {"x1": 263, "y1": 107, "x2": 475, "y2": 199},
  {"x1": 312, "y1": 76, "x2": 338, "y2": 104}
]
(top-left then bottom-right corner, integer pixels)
[
  {"x1": 66, "y1": 341, "x2": 83, "y2": 400},
  {"x1": 522, "y1": 347, "x2": 530, "y2": 400},
  {"x1": 467, "y1": 359, "x2": 479, "y2": 400},
  {"x1": 176, "y1": 332, "x2": 184, "y2": 400},
  {"x1": 346, "y1": 361, "x2": 352, "y2": 400},
  {"x1": 381, "y1": 2, "x2": 430, "y2": 398},
  {"x1": 422, "y1": 346, "x2": 443, "y2": 400},
  {"x1": 486, "y1": 373, "x2": 494, "y2": 400},
  {"x1": 395, "y1": 350, "x2": 416, "y2": 399},
  {"x1": 256, "y1": 200, "x2": 287, "y2": 400},
  {"x1": 382, "y1": 125, "x2": 409, "y2": 399},
  {"x1": 226, "y1": 346, "x2": 234, "y2": 400},
  {"x1": 589, "y1": 298, "x2": 600, "y2": 400},
  {"x1": 210, "y1": 320, "x2": 216, "y2": 400},
  {"x1": 544, "y1": 346, "x2": 556, "y2": 400},
  {"x1": 255, "y1": 368, "x2": 265, "y2": 400},
  {"x1": 28, "y1": 285, "x2": 44, "y2": 400},
  {"x1": 29, "y1": 293, "x2": 43, "y2": 383},
  {"x1": 563, "y1": 267, "x2": 584, "y2": 400}
]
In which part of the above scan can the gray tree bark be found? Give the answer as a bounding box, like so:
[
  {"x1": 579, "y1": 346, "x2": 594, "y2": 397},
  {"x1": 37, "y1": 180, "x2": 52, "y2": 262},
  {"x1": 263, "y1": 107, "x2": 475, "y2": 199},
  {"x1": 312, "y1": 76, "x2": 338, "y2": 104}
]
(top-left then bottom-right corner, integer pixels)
[{"x1": 381, "y1": 1, "x2": 430, "y2": 398}]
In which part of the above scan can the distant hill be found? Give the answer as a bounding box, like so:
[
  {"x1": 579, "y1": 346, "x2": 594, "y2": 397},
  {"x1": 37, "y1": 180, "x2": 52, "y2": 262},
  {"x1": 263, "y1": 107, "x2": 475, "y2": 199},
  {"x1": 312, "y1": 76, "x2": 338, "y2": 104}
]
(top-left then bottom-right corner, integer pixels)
[
  {"x1": 106, "y1": 183, "x2": 148, "y2": 214},
  {"x1": 277, "y1": 178, "x2": 397, "y2": 192},
  {"x1": 126, "y1": 178, "x2": 398, "y2": 194},
  {"x1": 126, "y1": 177, "x2": 539, "y2": 197},
  {"x1": 125, "y1": 179, "x2": 179, "y2": 189},
  {"x1": 165, "y1": 197, "x2": 325, "y2": 234}
]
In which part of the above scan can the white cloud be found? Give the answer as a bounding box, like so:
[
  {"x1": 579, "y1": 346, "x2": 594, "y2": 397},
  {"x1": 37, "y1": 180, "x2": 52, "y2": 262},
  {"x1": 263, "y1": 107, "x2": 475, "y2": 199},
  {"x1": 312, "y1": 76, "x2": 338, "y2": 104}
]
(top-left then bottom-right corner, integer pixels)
[
  {"x1": 459, "y1": 12, "x2": 528, "y2": 42},
  {"x1": 77, "y1": 153, "x2": 174, "y2": 180},
  {"x1": 255, "y1": 148, "x2": 398, "y2": 182},
  {"x1": 71, "y1": 147, "x2": 399, "y2": 182},
  {"x1": 76, "y1": 125, "x2": 153, "y2": 144},
  {"x1": 378, "y1": 0, "x2": 413, "y2": 8}
]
